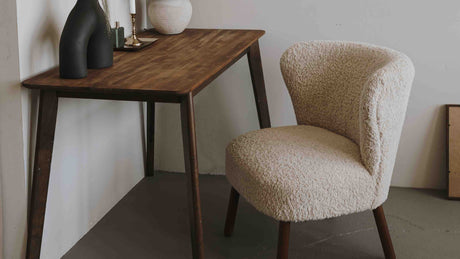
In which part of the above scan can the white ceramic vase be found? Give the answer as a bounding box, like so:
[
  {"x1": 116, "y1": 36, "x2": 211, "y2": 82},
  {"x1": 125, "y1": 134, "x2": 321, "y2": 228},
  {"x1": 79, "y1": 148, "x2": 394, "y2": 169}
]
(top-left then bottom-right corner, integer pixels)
[{"x1": 148, "y1": 0, "x2": 192, "y2": 35}]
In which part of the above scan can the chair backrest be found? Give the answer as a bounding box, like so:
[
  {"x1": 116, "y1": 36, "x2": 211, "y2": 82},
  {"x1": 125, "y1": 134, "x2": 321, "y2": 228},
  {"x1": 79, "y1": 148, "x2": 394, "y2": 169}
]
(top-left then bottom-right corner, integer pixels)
[{"x1": 280, "y1": 41, "x2": 414, "y2": 206}]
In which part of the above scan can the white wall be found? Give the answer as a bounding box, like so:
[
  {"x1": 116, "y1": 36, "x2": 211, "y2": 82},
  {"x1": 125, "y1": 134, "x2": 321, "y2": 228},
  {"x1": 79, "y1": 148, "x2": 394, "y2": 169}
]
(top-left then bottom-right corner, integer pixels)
[
  {"x1": 16, "y1": 0, "x2": 149, "y2": 258},
  {"x1": 0, "y1": 0, "x2": 27, "y2": 258},
  {"x1": 153, "y1": 0, "x2": 460, "y2": 190}
]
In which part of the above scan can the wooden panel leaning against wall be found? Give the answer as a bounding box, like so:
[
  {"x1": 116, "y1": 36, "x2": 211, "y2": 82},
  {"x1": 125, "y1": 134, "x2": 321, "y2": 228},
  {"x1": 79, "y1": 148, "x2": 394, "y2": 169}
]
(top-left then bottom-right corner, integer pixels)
[{"x1": 447, "y1": 105, "x2": 460, "y2": 199}]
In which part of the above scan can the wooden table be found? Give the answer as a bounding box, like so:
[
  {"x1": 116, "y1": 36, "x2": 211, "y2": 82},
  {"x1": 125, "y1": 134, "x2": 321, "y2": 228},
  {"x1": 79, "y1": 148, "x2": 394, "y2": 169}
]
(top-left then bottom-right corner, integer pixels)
[{"x1": 22, "y1": 29, "x2": 271, "y2": 259}]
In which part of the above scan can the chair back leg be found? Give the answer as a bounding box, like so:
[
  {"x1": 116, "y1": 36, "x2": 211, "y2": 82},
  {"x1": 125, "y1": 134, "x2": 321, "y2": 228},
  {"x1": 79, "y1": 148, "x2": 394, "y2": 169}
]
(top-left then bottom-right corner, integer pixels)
[
  {"x1": 224, "y1": 187, "x2": 240, "y2": 236},
  {"x1": 373, "y1": 206, "x2": 396, "y2": 259},
  {"x1": 277, "y1": 221, "x2": 291, "y2": 259}
]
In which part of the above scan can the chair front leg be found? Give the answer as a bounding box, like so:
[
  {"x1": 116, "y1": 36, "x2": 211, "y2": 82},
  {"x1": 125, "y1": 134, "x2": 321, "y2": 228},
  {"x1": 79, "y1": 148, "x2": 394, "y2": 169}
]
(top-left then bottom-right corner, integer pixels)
[
  {"x1": 373, "y1": 206, "x2": 396, "y2": 259},
  {"x1": 277, "y1": 221, "x2": 291, "y2": 259}
]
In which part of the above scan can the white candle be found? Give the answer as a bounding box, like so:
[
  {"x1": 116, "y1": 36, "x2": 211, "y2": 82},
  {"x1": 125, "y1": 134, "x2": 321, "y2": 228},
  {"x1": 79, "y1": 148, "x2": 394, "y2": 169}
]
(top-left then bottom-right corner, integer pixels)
[{"x1": 129, "y1": 0, "x2": 136, "y2": 14}]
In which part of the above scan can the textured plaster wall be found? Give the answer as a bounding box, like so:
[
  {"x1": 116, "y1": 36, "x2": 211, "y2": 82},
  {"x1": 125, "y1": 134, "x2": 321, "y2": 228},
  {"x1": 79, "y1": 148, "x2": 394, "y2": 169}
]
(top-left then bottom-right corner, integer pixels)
[{"x1": 0, "y1": 0, "x2": 26, "y2": 257}]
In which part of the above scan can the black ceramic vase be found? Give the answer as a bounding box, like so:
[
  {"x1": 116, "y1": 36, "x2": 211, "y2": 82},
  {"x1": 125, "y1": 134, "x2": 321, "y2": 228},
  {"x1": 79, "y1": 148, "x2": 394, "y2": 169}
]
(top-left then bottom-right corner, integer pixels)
[{"x1": 59, "y1": 0, "x2": 113, "y2": 79}]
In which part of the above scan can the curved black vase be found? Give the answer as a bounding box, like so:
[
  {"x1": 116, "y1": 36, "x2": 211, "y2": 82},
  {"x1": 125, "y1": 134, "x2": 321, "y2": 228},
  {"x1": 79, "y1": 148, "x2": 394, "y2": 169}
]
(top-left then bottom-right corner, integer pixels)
[{"x1": 59, "y1": 0, "x2": 113, "y2": 79}]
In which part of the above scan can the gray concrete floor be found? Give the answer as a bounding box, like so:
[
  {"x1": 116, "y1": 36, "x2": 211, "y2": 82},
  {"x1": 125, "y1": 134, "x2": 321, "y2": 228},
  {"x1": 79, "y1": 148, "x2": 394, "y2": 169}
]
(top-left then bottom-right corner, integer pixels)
[{"x1": 63, "y1": 172, "x2": 460, "y2": 259}]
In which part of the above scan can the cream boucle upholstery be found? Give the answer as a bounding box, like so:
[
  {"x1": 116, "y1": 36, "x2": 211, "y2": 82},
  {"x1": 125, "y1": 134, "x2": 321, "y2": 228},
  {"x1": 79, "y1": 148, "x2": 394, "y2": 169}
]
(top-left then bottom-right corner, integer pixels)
[
  {"x1": 226, "y1": 41, "x2": 414, "y2": 222},
  {"x1": 226, "y1": 126, "x2": 376, "y2": 221}
]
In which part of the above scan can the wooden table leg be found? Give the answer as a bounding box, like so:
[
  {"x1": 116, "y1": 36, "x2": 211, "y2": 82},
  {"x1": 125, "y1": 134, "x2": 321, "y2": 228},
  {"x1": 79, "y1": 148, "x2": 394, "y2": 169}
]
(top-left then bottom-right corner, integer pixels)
[
  {"x1": 145, "y1": 101, "x2": 155, "y2": 177},
  {"x1": 180, "y1": 93, "x2": 204, "y2": 259},
  {"x1": 26, "y1": 90, "x2": 59, "y2": 259},
  {"x1": 248, "y1": 40, "x2": 271, "y2": 129}
]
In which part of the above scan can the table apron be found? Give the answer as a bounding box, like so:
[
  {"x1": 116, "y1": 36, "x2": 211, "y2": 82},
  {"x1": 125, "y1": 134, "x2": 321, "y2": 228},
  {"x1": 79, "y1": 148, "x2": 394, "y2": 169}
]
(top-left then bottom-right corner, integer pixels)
[{"x1": 56, "y1": 91, "x2": 183, "y2": 103}]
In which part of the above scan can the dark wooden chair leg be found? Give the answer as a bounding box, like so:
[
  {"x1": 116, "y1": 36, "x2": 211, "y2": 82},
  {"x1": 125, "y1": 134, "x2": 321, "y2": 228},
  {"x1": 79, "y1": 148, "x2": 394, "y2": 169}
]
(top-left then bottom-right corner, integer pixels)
[
  {"x1": 248, "y1": 40, "x2": 271, "y2": 129},
  {"x1": 26, "y1": 91, "x2": 59, "y2": 259},
  {"x1": 277, "y1": 221, "x2": 291, "y2": 259},
  {"x1": 180, "y1": 93, "x2": 204, "y2": 259},
  {"x1": 145, "y1": 101, "x2": 155, "y2": 177},
  {"x1": 224, "y1": 187, "x2": 240, "y2": 237},
  {"x1": 373, "y1": 206, "x2": 396, "y2": 259}
]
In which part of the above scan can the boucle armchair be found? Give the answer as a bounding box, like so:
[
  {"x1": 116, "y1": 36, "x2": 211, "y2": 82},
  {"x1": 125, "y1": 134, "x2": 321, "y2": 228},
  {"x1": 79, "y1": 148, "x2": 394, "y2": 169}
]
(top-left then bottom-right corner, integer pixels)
[{"x1": 223, "y1": 41, "x2": 414, "y2": 259}]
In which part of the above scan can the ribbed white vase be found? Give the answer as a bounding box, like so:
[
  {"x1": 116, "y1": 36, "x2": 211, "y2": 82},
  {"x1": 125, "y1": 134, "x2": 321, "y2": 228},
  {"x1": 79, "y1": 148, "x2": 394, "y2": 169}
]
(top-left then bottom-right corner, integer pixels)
[{"x1": 148, "y1": 0, "x2": 192, "y2": 35}]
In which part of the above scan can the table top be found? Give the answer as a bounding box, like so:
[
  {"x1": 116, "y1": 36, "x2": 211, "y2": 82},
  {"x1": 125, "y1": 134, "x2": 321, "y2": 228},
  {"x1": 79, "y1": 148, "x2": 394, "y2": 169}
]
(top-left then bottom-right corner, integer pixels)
[{"x1": 22, "y1": 29, "x2": 264, "y2": 96}]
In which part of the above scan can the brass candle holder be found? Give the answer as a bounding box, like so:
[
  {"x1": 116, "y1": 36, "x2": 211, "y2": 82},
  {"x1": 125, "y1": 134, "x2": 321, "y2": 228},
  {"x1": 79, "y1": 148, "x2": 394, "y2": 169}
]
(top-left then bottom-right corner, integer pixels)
[{"x1": 125, "y1": 13, "x2": 142, "y2": 47}]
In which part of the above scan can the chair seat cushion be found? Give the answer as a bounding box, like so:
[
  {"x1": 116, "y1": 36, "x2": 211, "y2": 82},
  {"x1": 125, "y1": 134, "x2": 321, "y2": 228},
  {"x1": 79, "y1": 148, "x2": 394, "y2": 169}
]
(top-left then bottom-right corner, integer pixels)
[{"x1": 226, "y1": 125, "x2": 377, "y2": 222}]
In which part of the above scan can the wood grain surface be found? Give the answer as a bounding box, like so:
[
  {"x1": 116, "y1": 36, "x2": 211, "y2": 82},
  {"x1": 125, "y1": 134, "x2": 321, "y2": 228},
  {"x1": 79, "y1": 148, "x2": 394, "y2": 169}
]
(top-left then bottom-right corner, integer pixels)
[
  {"x1": 373, "y1": 206, "x2": 396, "y2": 259},
  {"x1": 448, "y1": 106, "x2": 460, "y2": 174},
  {"x1": 448, "y1": 105, "x2": 460, "y2": 198},
  {"x1": 27, "y1": 91, "x2": 59, "y2": 259},
  {"x1": 22, "y1": 29, "x2": 264, "y2": 96},
  {"x1": 180, "y1": 93, "x2": 204, "y2": 258}
]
